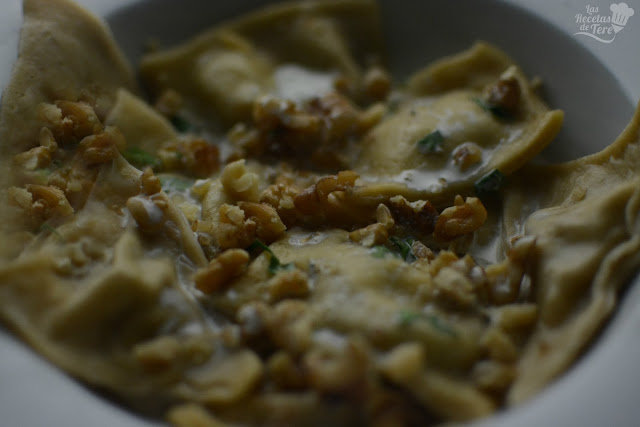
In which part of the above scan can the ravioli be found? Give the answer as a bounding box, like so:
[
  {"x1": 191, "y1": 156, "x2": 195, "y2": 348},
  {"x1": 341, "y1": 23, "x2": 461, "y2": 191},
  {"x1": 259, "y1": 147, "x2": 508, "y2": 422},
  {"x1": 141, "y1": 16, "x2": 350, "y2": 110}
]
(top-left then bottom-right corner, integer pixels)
[{"x1": 0, "y1": 0, "x2": 639, "y2": 426}]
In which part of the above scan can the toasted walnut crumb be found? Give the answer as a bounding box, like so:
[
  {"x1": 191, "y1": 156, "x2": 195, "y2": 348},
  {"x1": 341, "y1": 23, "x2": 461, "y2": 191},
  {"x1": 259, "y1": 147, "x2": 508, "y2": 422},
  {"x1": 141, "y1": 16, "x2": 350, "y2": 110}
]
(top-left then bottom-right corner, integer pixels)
[
  {"x1": 13, "y1": 146, "x2": 51, "y2": 171},
  {"x1": 363, "y1": 65, "x2": 392, "y2": 101},
  {"x1": 303, "y1": 336, "x2": 369, "y2": 394},
  {"x1": 294, "y1": 171, "x2": 358, "y2": 215},
  {"x1": 141, "y1": 168, "x2": 162, "y2": 195},
  {"x1": 452, "y1": 142, "x2": 483, "y2": 171},
  {"x1": 9, "y1": 184, "x2": 74, "y2": 223},
  {"x1": 485, "y1": 76, "x2": 521, "y2": 117},
  {"x1": 378, "y1": 342, "x2": 425, "y2": 386},
  {"x1": 387, "y1": 195, "x2": 439, "y2": 235},
  {"x1": 433, "y1": 266, "x2": 477, "y2": 309},
  {"x1": 194, "y1": 248, "x2": 250, "y2": 294},
  {"x1": 260, "y1": 181, "x2": 301, "y2": 225},
  {"x1": 349, "y1": 223, "x2": 388, "y2": 247},
  {"x1": 434, "y1": 196, "x2": 487, "y2": 242},
  {"x1": 411, "y1": 240, "x2": 434, "y2": 260},
  {"x1": 268, "y1": 269, "x2": 310, "y2": 302},
  {"x1": 265, "y1": 300, "x2": 313, "y2": 355},
  {"x1": 158, "y1": 138, "x2": 220, "y2": 178},
  {"x1": 220, "y1": 159, "x2": 260, "y2": 202},
  {"x1": 39, "y1": 127, "x2": 58, "y2": 151},
  {"x1": 78, "y1": 127, "x2": 124, "y2": 166},
  {"x1": 375, "y1": 203, "x2": 395, "y2": 229},
  {"x1": 267, "y1": 351, "x2": 307, "y2": 390},
  {"x1": 237, "y1": 201, "x2": 287, "y2": 243},
  {"x1": 154, "y1": 88, "x2": 183, "y2": 117},
  {"x1": 40, "y1": 101, "x2": 103, "y2": 144},
  {"x1": 216, "y1": 203, "x2": 256, "y2": 250}
]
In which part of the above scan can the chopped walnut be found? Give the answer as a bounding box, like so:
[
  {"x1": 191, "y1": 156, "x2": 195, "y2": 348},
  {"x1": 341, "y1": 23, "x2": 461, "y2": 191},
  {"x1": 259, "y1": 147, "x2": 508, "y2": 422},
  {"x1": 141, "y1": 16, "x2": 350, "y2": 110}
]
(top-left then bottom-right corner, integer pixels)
[
  {"x1": 268, "y1": 269, "x2": 310, "y2": 302},
  {"x1": 78, "y1": 126, "x2": 124, "y2": 166},
  {"x1": 434, "y1": 196, "x2": 487, "y2": 242},
  {"x1": 9, "y1": 184, "x2": 74, "y2": 223},
  {"x1": 237, "y1": 201, "x2": 287, "y2": 244},
  {"x1": 154, "y1": 88, "x2": 183, "y2": 117},
  {"x1": 40, "y1": 100, "x2": 103, "y2": 144},
  {"x1": 452, "y1": 142, "x2": 483, "y2": 171},
  {"x1": 294, "y1": 171, "x2": 358, "y2": 216},
  {"x1": 265, "y1": 300, "x2": 313, "y2": 355},
  {"x1": 158, "y1": 138, "x2": 220, "y2": 178},
  {"x1": 484, "y1": 76, "x2": 521, "y2": 117},
  {"x1": 194, "y1": 248, "x2": 250, "y2": 294},
  {"x1": 140, "y1": 167, "x2": 162, "y2": 195},
  {"x1": 378, "y1": 342, "x2": 425, "y2": 387},
  {"x1": 303, "y1": 336, "x2": 369, "y2": 395},
  {"x1": 249, "y1": 92, "x2": 383, "y2": 169},
  {"x1": 349, "y1": 223, "x2": 388, "y2": 247},
  {"x1": 411, "y1": 240, "x2": 435, "y2": 260},
  {"x1": 260, "y1": 180, "x2": 301, "y2": 226},
  {"x1": 363, "y1": 65, "x2": 392, "y2": 101},
  {"x1": 387, "y1": 195, "x2": 439, "y2": 235},
  {"x1": 485, "y1": 236, "x2": 536, "y2": 305},
  {"x1": 216, "y1": 203, "x2": 257, "y2": 250},
  {"x1": 220, "y1": 159, "x2": 260, "y2": 202},
  {"x1": 13, "y1": 146, "x2": 52, "y2": 171},
  {"x1": 39, "y1": 127, "x2": 58, "y2": 151},
  {"x1": 432, "y1": 266, "x2": 477, "y2": 309},
  {"x1": 215, "y1": 200, "x2": 287, "y2": 251},
  {"x1": 267, "y1": 351, "x2": 308, "y2": 390}
]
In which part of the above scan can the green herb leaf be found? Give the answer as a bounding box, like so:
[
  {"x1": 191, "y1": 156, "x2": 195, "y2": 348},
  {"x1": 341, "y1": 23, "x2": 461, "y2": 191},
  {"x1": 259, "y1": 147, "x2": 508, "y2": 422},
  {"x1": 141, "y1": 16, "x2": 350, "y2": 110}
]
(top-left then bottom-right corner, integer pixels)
[
  {"x1": 123, "y1": 147, "x2": 162, "y2": 170},
  {"x1": 370, "y1": 237, "x2": 419, "y2": 262},
  {"x1": 159, "y1": 175, "x2": 194, "y2": 193},
  {"x1": 39, "y1": 222, "x2": 63, "y2": 241},
  {"x1": 472, "y1": 97, "x2": 511, "y2": 119},
  {"x1": 248, "y1": 239, "x2": 294, "y2": 275},
  {"x1": 397, "y1": 310, "x2": 421, "y2": 326},
  {"x1": 170, "y1": 115, "x2": 191, "y2": 133},
  {"x1": 396, "y1": 310, "x2": 457, "y2": 337},
  {"x1": 371, "y1": 245, "x2": 395, "y2": 258},
  {"x1": 417, "y1": 130, "x2": 444, "y2": 154},
  {"x1": 390, "y1": 237, "x2": 417, "y2": 263},
  {"x1": 474, "y1": 168, "x2": 505, "y2": 197}
]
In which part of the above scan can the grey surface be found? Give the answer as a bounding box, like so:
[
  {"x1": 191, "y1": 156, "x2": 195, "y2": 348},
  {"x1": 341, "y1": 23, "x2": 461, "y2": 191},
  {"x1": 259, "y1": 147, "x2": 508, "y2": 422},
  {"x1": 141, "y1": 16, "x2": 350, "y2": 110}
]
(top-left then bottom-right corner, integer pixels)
[{"x1": 1, "y1": 0, "x2": 639, "y2": 426}]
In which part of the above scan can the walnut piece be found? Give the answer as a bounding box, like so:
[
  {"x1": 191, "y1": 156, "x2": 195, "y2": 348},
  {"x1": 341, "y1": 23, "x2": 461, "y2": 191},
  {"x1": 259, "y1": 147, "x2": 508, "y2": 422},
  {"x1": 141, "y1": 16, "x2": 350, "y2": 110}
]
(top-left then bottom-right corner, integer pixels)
[
  {"x1": 434, "y1": 196, "x2": 487, "y2": 242},
  {"x1": 194, "y1": 248, "x2": 250, "y2": 294}
]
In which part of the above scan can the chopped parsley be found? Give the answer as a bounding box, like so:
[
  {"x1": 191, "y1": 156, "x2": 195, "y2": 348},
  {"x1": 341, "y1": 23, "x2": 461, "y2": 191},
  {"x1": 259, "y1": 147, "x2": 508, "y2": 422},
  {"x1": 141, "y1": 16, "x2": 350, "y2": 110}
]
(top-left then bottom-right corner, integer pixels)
[
  {"x1": 159, "y1": 175, "x2": 194, "y2": 193},
  {"x1": 474, "y1": 168, "x2": 505, "y2": 197},
  {"x1": 371, "y1": 245, "x2": 395, "y2": 259},
  {"x1": 248, "y1": 239, "x2": 295, "y2": 275},
  {"x1": 397, "y1": 310, "x2": 457, "y2": 337},
  {"x1": 170, "y1": 115, "x2": 191, "y2": 133},
  {"x1": 416, "y1": 130, "x2": 445, "y2": 154},
  {"x1": 123, "y1": 147, "x2": 162, "y2": 170},
  {"x1": 472, "y1": 97, "x2": 512, "y2": 119},
  {"x1": 390, "y1": 236, "x2": 417, "y2": 263},
  {"x1": 39, "y1": 222, "x2": 63, "y2": 241},
  {"x1": 370, "y1": 237, "x2": 418, "y2": 263}
]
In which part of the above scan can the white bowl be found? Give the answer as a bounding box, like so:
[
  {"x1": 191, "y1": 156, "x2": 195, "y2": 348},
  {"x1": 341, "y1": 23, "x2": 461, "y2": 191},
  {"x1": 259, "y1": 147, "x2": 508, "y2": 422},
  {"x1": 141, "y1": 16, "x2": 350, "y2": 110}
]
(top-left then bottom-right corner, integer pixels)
[{"x1": 1, "y1": 1, "x2": 639, "y2": 426}]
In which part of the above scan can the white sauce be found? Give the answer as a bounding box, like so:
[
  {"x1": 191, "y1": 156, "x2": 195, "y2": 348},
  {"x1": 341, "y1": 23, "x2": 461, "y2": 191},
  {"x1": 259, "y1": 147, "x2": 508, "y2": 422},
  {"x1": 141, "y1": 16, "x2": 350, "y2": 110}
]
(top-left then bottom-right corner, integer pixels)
[{"x1": 274, "y1": 64, "x2": 336, "y2": 103}]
